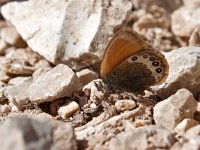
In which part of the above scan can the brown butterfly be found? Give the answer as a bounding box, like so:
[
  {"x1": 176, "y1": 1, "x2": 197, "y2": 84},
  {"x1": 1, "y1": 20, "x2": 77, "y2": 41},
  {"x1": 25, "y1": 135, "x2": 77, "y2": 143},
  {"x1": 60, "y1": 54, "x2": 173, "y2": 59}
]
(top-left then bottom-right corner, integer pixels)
[{"x1": 100, "y1": 27, "x2": 169, "y2": 92}]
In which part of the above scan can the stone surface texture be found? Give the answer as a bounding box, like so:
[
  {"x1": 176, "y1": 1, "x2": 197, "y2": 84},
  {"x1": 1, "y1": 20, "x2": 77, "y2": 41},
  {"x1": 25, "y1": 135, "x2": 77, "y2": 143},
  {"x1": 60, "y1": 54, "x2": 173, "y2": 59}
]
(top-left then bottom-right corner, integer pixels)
[
  {"x1": 153, "y1": 89, "x2": 197, "y2": 130},
  {"x1": 1, "y1": 0, "x2": 132, "y2": 70},
  {"x1": 29, "y1": 64, "x2": 82, "y2": 104},
  {"x1": 151, "y1": 47, "x2": 200, "y2": 99}
]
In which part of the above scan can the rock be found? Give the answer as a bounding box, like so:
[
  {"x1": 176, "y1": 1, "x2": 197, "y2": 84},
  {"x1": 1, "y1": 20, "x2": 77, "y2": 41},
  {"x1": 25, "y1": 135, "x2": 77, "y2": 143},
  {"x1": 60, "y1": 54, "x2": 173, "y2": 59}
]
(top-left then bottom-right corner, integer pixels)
[
  {"x1": 29, "y1": 64, "x2": 82, "y2": 104},
  {"x1": 1, "y1": 0, "x2": 132, "y2": 69},
  {"x1": 0, "y1": 117, "x2": 54, "y2": 150},
  {"x1": 0, "y1": 26, "x2": 26, "y2": 48},
  {"x1": 76, "y1": 106, "x2": 146, "y2": 140},
  {"x1": 181, "y1": 136, "x2": 200, "y2": 150},
  {"x1": 153, "y1": 89, "x2": 197, "y2": 130},
  {"x1": 8, "y1": 76, "x2": 31, "y2": 85},
  {"x1": 189, "y1": 26, "x2": 200, "y2": 46},
  {"x1": 131, "y1": 0, "x2": 182, "y2": 13},
  {"x1": 82, "y1": 79, "x2": 104, "y2": 103},
  {"x1": 4, "y1": 77, "x2": 32, "y2": 107},
  {"x1": 0, "y1": 69, "x2": 10, "y2": 82},
  {"x1": 76, "y1": 69, "x2": 98, "y2": 86},
  {"x1": 3, "y1": 58, "x2": 35, "y2": 75},
  {"x1": 109, "y1": 125, "x2": 176, "y2": 150},
  {"x1": 171, "y1": 6, "x2": 200, "y2": 37},
  {"x1": 54, "y1": 123, "x2": 77, "y2": 150},
  {"x1": 115, "y1": 99, "x2": 136, "y2": 112},
  {"x1": 174, "y1": 119, "x2": 199, "y2": 135},
  {"x1": 58, "y1": 101, "x2": 80, "y2": 120},
  {"x1": 0, "y1": 104, "x2": 11, "y2": 113},
  {"x1": 34, "y1": 59, "x2": 51, "y2": 69},
  {"x1": 0, "y1": 82, "x2": 6, "y2": 101},
  {"x1": 151, "y1": 47, "x2": 200, "y2": 99},
  {"x1": 11, "y1": 105, "x2": 19, "y2": 112},
  {"x1": 182, "y1": 0, "x2": 200, "y2": 8},
  {"x1": 185, "y1": 125, "x2": 200, "y2": 139},
  {"x1": 0, "y1": 39, "x2": 8, "y2": 55},
  {"x1": 32, "y1": 68, "x2": 51, "y2": 80}
]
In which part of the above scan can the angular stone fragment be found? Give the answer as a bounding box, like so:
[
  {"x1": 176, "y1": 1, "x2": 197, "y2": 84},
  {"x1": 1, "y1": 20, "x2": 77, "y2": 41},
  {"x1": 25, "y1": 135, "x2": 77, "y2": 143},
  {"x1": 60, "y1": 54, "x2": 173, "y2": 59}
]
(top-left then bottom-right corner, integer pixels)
[
  {"x1": 1, "y1": 0, "x2": 132, "y2": 69},
  {"x1": 109, "y1": 125, "x2": 175, "y2": 150},
  {"x1": 115, "y1": 100, "x2": 136, "y2": 112},
  {"x1": 32, "y1": 68, "x2": 51, "y2": 80},
  {"x1": 0, "y1": 26, "x2": 26, "y2": 48},
  {"x1": 153, "y1": 89, "x2": 197, "y2": 130},
  {"x1": 174, "y1": 119, "x2": 199, "y2": 135},
  {"x1": 29, "y1": 64, "x2": 82, "y2": 104},
  {"x1": 3, "y1": 58, "x2": 35, "y2": 75},
  {"x1": 58, "y1": 101, "x2": 80, "y2": 120},
  {"x1": 0, "y1": 117, "x2": 54, "y2": 150},
  {"x1": 76, "y1": 69, "x2": 98, "y2": 85},
  {"x1": 4, "y1": 77, "x2": 32, "y2": 107},
  {"x1": 171, "y1": 6, "x2": 200, "y2": 37},
  {"x1": 151, "y1": 47, "x2": 200, "y2": 99}
]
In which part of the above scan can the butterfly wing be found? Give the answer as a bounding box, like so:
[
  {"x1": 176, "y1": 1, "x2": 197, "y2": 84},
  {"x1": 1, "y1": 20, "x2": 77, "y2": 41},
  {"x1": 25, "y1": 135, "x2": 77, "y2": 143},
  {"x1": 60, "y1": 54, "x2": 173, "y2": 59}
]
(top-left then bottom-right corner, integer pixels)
[
  {"x1": 100, "y1": 29, "x2": 168, "y2": 92},
  {"x1": 100, "y1": 28, "x2": 148, "y2": 79}
]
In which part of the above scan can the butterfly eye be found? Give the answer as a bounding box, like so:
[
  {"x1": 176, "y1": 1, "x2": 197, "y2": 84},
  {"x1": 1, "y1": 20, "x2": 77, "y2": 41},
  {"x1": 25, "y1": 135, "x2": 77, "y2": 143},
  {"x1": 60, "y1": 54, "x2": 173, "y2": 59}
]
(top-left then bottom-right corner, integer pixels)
[
  {"x1": 156, "y1": 68, "x2": 162, "y2": 73},
  {"x1": 131, "y1": 56, "x2": 138, "y2": 61},
  {"x1": 150, "y1": 57, "x2": 155, "y2": 61},
  {"x1": 152, "y1": 62, "x2": 159, "y2": 66},
  {"x1": 143, "y1": 55, "x2": 148, "y2": 58}
]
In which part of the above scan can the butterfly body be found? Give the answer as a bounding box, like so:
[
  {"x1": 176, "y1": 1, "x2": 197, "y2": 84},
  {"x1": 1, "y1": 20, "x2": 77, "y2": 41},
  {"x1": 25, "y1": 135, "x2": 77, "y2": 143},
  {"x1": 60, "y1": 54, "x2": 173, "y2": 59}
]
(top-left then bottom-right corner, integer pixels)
[{"x1": 100, "y1": 28, "x2": 168, "y2": 92}]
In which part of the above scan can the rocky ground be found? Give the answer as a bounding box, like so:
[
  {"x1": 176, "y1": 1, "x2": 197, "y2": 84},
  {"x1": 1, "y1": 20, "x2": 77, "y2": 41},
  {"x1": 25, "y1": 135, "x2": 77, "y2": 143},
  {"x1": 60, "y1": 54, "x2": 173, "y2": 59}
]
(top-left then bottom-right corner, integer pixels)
[{"x1": 0, "y1": 0, "x2": 200, "y2": 150}]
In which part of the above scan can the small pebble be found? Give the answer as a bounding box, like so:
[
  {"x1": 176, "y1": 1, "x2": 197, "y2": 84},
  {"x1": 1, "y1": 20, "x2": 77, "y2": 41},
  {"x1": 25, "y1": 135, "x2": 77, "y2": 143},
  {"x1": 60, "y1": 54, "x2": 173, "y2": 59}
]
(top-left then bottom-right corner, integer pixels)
[
  {"x1": 115, "y1": 99, "x2": 136, "y2": 112},
  {"x1": 58, "y1": 101, "x2": 80, "y2": 120}
]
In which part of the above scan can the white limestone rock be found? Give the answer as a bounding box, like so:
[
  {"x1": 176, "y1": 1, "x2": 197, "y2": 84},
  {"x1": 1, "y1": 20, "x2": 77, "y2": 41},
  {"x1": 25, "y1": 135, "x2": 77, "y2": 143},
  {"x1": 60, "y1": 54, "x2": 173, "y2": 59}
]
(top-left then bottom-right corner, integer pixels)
[{"x1": 1, "y1": 0, "x2": 132, "y2": 70}]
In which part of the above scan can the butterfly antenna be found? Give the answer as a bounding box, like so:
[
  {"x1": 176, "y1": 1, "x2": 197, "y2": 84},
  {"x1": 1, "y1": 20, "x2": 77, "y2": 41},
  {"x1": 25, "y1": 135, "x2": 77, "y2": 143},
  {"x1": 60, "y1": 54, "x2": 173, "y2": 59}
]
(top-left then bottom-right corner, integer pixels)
[{"x1": 82, "y1": 61, "x2": 93, "y2": 71}]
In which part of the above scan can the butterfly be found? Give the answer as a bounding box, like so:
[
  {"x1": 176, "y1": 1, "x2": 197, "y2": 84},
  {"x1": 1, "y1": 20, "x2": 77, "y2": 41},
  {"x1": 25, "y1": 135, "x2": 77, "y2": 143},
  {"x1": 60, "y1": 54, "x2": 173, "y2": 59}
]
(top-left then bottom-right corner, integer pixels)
[{"x1": 100, "y1": 27, "x2": 169, "y2": 92}]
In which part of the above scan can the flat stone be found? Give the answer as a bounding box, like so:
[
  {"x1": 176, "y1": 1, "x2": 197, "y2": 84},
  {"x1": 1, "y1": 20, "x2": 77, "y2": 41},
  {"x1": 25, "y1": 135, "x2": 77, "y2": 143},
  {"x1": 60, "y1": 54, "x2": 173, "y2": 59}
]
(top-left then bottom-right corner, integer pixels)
[
  {"x1": 153, "y1": 89, "x2": 197, "y2": 130},
  {"x1": 109, "y1": 125, "x2": 176, "y2": 150},
  {"x1": 58, "y1": 101, "x2": 80, "y2": 120},
  {"x1": 29, "y1": 64, "x2": 82, "y2": 104},
  {"x1": 174, "y1": 118, "x2": 199, "y2": 135},
  {"x1": 1, "y1": 0, "x2": 132, "y2": 69},
  {"x1": 4, "y1": 77, "x2": 32, "y2": 107},
  {"x1": 0, "y1": 117, "x2": 55, "y2": 150},
  {"x1": 171, "y1": 6, "x2": 200, "y2": 37},
  {"x1": 115, "y1": 99, "x2": 136, "y2": 112},
  {"x1": 151, "y1": 47, "x2": 200, "y2": 99},
  {"x1": 76, "y1": 69, "x2": 98, "y2": 86},
  {"x1": 0, "y1": 26, "x2": 26, "y2": 48}
]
